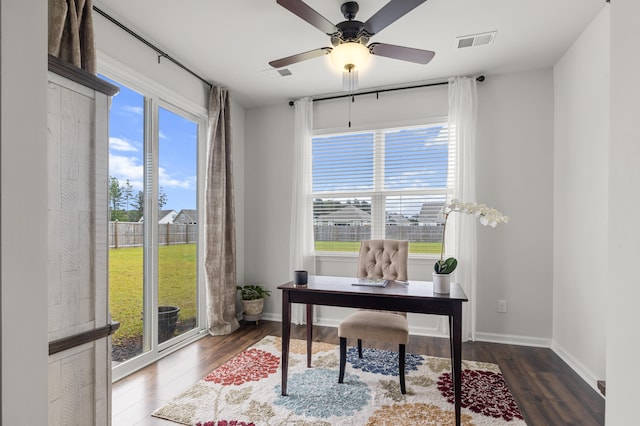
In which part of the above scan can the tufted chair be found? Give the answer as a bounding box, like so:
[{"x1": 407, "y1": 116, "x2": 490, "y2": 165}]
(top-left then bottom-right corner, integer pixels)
[{"x1": 338, "y1": 240, "x2": 410, "y2": 394}]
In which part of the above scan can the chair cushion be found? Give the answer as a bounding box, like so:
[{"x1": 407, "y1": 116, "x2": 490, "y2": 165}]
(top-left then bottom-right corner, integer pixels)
[
  {"x1": 357, "y1": 240, "x2": 408, "y2": 281},
  {"x1": 338, "y1": 310, "x2": 409, "y2": 344}
]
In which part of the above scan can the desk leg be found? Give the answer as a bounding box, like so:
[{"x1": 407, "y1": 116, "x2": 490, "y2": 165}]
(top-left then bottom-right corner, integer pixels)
[
  {"x1": 449, "y1": 307, "x2": 463, "y2": 426},
  {"x1": 306, "y1": 304, "x2": 313, "y2": 368},
  {"x1": 281, "y1": 290, "x2": 291, "y2": 396}
]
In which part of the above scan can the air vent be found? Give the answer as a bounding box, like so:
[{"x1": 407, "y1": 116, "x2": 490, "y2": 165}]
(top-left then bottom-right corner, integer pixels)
[
  {"x1": 456, "y1": 31, "x2": 497, "y2": 49},
  {"x1": 261, "y1": 68, "x2": 293, "y2": 79}
]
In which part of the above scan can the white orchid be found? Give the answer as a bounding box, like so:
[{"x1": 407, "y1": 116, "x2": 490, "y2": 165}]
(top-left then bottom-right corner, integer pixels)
[
  {"x1": 442, "y1": 199, "x2": 509, "y2": 227},
  {"x1": 435, "y1": 199, "x2": 509, "y2": 274}
]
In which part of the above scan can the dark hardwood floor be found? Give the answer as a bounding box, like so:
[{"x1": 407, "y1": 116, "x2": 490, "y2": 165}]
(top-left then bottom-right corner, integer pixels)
[{"x1": 112, "y1": 321, "x2": 605, "y2": 425}]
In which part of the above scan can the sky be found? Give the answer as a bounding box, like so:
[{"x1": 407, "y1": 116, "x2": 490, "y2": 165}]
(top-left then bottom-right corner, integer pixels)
[{"x1": 101, "y1": 75, "x2": 198, "y2": 212}]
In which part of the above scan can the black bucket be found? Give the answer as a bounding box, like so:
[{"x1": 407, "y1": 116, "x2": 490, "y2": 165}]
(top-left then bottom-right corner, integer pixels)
[{"x1": 158, "y1": 306, "x2": 180, "y2": 343}]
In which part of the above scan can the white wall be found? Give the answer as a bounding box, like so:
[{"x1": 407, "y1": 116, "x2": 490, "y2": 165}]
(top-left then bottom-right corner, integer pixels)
[
  {"x1": 93, "y1": 9, "x2": 208, "y2": 108},
  {"x1": 552, "y1": 7, "x2": 609, "y2": 391},
  {"x1": 233, "y1": 104, "x2": 246, "y2": 285},
  {"x1": 608, "y1": 0, "x2": 640, "y2": 423},
  {"x1": 1, "y1": 1, "x2": 49, "y2": 424},
  {"x1": 475, "y1": 70, "x2": 554, "y2": 345},
  {"x1": 244, "y1": 103, "x2": 296, "y2": 316},
  {"x1": 245, "y1": 71, "x2": 555, "y2": 343}
]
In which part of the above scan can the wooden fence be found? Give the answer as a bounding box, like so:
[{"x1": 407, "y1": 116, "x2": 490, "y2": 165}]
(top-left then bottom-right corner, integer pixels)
[
  {"x1": 109, "y1": 222, "x2": 198, "y2": 248},
  {"x1": 109, "y1": 222, "x2": 442, "y2": 248}
]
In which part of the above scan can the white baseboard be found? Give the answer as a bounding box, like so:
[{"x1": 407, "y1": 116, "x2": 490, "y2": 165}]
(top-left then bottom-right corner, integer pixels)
[
  {"x1": 550, "y1": 340, "x2": 604, "y2": 397},
  {"x1": 475, "y1": 332, "x2": 551, "y2": 347}
]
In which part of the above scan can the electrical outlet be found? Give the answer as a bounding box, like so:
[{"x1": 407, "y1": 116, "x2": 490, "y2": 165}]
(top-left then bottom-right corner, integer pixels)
[{"x1": 498, "y1": 299, "x2": 507, "y2": 313}]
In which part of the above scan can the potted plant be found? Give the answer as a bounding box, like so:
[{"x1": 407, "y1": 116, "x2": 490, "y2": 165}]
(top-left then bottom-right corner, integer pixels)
[
  {"x1": 434, "y1": 199, "x2": 509, "y2": 293},
  {"x1": 237, "y1": 284, "x2": 271, "y2": 324}
]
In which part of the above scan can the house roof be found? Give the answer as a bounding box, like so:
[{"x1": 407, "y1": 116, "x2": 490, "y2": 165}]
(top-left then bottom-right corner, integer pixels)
[
  {"x1": 418, "y1": 201, "x2": 446, "y2": 225},
  {"x1": 176, "y1": 209, "x2": 198, "y2": 222},
  {"x1": 138, "y1": 209, "x2": 177, "y2": 223},
  {"x1": 317, "y1": 205, "x2": 371, "y2": 223},
  {"x1": 387, "y1": 213, "x2": 411, "y2": 225}
]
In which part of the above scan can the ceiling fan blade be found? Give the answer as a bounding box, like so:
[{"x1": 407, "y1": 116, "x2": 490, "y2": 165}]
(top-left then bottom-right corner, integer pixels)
[
  {"x1": 269, "y1": 47, "x2": 332, "y2": 68},
  {"x1": 363, "y1": 0, "x2": 427, "y2": 35},
  {"x1": 276, "y1": 0, "x2": 339, "y2": 35},
  {"x1": 369, "y1": 43, "x2": 435, "y2": 64}
]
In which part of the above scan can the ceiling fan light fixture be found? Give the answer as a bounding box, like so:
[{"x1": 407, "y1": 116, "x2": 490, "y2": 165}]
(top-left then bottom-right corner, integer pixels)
[{"x1": 330, "y1": 42, "x2": 370, "y2": 72}]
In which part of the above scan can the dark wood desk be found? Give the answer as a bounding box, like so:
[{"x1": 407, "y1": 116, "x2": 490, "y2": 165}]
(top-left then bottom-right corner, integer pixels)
[{"x1": 278, "y1": 275, "x2": 468, "y2": 426}]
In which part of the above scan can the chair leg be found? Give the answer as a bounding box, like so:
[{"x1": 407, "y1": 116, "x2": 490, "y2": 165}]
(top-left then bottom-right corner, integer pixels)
[
  {"x1": 357, "y1": 339, "x2": 363, "y2": 358},
  {"x1": 339, "y1": 337, "x2": 347, "y2": 383},
  {"x1": 399, "y1": 344, "x2": 406, "y2": 394}
]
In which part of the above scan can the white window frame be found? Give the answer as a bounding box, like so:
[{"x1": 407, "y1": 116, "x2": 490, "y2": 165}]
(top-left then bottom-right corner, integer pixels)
[{"x1": 312, "y1": 117, "x2": 454, "y2": 258}]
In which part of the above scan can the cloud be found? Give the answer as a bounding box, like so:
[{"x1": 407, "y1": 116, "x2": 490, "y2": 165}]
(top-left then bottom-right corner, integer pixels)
[
  {"x1": 159, "y1": 130, "x2": 168, "y2": 140},
  {"x1": 159, "y1": 167, "x2": 195, "y2": 189},
  {"x1": 109, "y1": 154, "x2": 143, "y2": 191},
  {"x1": 109, "y1": 137, "x2": 139, "y2": 152},
  {"x1": 122, "y1": 105, "x2": 143, "y2": 115},
  {"x1": 109, "y1": 152, "x2": 195, "y2": 193}
]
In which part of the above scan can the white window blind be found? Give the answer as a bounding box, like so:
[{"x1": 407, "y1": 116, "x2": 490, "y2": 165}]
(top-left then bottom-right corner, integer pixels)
[{"x1": 312, "y1": 122, "x2": 454, "y2": 254}]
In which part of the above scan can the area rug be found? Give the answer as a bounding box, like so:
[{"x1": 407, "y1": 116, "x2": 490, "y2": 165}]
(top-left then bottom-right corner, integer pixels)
[{"x1": 152, "y1": 336, "x2": 526, "y2": 425}]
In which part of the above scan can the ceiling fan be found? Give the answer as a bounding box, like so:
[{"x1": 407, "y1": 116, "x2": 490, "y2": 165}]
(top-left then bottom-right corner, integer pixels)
[{"x1": 269, "y1": 0, "x2": 435, "y2": 77}]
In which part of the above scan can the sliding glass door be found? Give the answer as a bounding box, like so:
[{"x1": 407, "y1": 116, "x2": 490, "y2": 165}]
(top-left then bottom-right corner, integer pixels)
[{"x1": 102, "y1": 73, "x2": 205, "y2": 379}]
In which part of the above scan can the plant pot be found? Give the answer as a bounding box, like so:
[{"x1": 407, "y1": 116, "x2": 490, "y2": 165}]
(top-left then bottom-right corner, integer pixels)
[
  {"x1": 158, "y1": 306, "x2": 180, "y2": 342},
  {"x1": 241, "y1": 298, "x2": 264, "y2": 323},
  {"x1": 432, "y1": 273, "x2": 451, "y2": 294}
]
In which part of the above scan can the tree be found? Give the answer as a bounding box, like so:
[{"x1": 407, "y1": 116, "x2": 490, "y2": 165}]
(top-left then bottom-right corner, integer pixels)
[
  {"x1": 108, "y1": 176, "x2": 123, "y2": 220},
  {"x1": 133, "y1": 191, "x2": 144, "y2": 216},
  {"x1": 128, "y1": 188, "x2": 169, "y2": 222},
  {"x1": 158, "y1": 186, "x2": 168, "y2": 210},
  {"x1": 122, "y1": 179, "x2": 134, "y2": 212},
  {"x1": 313, "y1": 198, "x2": 343, "y2": 218},
  {"x1": 351, "y1": 198, "x2": 371, "y2": 214}
]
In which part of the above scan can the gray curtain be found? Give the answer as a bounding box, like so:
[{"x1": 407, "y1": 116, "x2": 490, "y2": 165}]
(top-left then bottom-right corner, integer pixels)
[
  {"x1": 204, "y1": 86, "x2": 239, "y2": 336},
  {"x1": 48, "y1": 0, "x2": 97, "y2": 74}
]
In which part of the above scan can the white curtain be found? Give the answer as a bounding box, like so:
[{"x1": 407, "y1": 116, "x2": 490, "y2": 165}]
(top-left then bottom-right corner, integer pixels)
[
  {"x1": 448, "y1": 77, "x2": 478, "y2": 341},
  {"x1": 289, "y1": 97, "x2": 316, "y2": 324}
]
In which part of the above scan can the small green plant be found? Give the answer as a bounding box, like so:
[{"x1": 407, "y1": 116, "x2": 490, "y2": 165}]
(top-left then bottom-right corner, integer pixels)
[
  {"x1": 434, "y1": 257, "x2": 458, "y2": 274},
  {"x1": 236, "y1": 284, "x2": 271, "y2": 300}
]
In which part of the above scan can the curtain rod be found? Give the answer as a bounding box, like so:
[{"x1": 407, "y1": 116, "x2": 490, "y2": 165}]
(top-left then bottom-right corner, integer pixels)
[
  {"x1": 93, "y1": 6, "x2": 212, "y2": 88},
  {"x1": 287, "y1": 75, "x2": 485, "y2": 106}
]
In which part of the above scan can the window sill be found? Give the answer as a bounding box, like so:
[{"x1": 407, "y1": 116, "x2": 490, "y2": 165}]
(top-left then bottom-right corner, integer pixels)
[{"x1": 315, "y1": 252, "x2": 440, "y2": 264}]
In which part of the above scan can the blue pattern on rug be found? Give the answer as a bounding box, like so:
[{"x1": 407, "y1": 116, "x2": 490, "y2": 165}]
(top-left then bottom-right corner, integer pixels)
[
  {"x1": 347, "y1": 347, "x2": 424, "y2": 376},
  {"x1": 274, "y1": 368, "x2": 371, "y2": 417}
]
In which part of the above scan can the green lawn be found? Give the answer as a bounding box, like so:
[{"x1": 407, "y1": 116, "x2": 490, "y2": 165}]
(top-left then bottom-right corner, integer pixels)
[
  {"x1": 110, "y1": 240, "x2": 439, "y2": 344},
  {"x1": 109, "y1": 243, "x2": 197, "y2": 343},
  {"x1": 315, "y1": 240, "x2": 442, "y2": 254}
]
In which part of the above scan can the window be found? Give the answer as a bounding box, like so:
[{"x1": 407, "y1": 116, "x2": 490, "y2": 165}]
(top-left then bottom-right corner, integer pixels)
[{"x1": 312, "y1": 122, "x2": 453, "y2": 254}]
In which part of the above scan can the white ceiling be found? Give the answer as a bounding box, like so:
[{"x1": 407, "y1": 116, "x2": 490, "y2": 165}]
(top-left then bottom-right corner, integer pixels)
[{"x1": 94, "y1": 0, "x2": 605, "y2": 108}]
